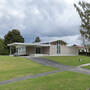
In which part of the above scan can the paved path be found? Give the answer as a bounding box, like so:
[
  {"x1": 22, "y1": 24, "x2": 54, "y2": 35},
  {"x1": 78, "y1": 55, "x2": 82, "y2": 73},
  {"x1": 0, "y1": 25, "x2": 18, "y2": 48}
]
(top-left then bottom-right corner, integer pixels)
[
  {"x1": 70, "y1": 67, "x2": 90, "y2": 74},
  {"x1": 0, "y1": 70, "x2": 62, "y2": 85},
  {"x1": 29, "y1": 57, "x2": 75, "y2": 70},
  {"x1": 29, "y1": 57, "x2": 90, "y2": 75},
  {"x1": 0, "y1": 57, "x2": 90, "y2": 85},
  {"x1": 78, "y1": 63, "x2": 90, "y2": 67}
]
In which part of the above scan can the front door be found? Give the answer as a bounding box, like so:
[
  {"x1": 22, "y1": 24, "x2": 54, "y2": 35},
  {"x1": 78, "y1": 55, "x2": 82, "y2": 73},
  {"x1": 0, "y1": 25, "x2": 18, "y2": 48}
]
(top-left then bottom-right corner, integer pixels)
[{"x1": 36, "y1": 48, "x2": 41, "y2": 54}]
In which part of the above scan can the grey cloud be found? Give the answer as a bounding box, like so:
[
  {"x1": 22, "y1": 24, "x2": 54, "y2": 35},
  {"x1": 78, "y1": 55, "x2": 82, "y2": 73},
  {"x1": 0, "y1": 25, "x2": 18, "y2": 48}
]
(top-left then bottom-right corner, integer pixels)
[{"x1": 0, "y1": 0, "x2": 88, "y2": 43}]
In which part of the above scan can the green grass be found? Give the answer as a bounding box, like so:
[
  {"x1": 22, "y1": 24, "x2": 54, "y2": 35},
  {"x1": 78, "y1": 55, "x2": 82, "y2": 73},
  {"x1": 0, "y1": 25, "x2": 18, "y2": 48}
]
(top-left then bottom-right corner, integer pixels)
[
  {"x1": 83, "y1": 65, "x2": 90, "y2": 69},
  {"x1": 44, "y1": 56, "x2": 90, "y2": 66},
  {"x1": 0, "y1": 56, "x2": 57, "y2": 81},
  {"x1": 0, "y1": 71, "x2": 90, "y2": 90}
]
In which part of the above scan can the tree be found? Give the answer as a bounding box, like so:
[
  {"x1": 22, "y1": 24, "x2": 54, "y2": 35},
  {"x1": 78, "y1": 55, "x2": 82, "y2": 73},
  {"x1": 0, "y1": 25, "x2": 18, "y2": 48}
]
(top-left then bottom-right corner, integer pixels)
[
  {"x1": 4, "y1": 29, "x2": 24, "y2": 45},
  {"x1": 34, "y1": 36, "x2": 41, "y2": 42},
  {"x1": 74, "y1": 1, "x2": 90, "y2": 43},
  {"x1": 0, "y1": 38, "x2": 9, "y2": 55},
  {"x1": 74, "y1": 1, "x2": 90, "y2": 55},
  {"x1": 57, "y1": 40, "x2": 67, "y2": 45},
  {"x1": 4, "y1": 29, "x2": 24, "y2": 54}
]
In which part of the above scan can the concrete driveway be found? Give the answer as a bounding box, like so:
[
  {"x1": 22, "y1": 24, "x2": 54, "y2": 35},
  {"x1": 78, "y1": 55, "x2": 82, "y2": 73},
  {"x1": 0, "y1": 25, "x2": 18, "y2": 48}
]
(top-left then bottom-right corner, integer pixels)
[
  {"x1": 29, "y1": 57, "x2": 90, "y2": 75},
  {"x1": 29, "y1": 57, "x2": 75, "y2": 70}
]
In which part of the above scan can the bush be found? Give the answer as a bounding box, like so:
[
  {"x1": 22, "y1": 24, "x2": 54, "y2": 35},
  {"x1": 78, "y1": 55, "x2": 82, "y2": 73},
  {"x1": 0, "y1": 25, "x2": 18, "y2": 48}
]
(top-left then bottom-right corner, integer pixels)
[
  {"x1": 0, "y1": 49, "x2": 9, "y2": 55},
  {"x1": 79, "y1": 52, "x2": 90, "y2": 56}
]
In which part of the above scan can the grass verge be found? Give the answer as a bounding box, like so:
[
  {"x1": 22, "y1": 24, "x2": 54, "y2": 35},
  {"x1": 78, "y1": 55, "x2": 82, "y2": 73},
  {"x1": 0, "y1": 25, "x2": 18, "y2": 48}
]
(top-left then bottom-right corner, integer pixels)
[
  {"x1": 44, "y1": 56, "x2": 90, "y2": 66},
  {"x1": 0, "y1": 56, "x2": 58, "y2": 81},
  {"x1": 0, "y1": 71, "x2": 90, "y2": 90}
]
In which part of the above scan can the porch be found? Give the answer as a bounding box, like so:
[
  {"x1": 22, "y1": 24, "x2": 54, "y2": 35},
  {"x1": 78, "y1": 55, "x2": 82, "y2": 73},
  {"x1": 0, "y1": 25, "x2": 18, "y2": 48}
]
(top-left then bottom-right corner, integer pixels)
[{"x1": 26, "y1": 46, "x2": 50, "y2": 56}]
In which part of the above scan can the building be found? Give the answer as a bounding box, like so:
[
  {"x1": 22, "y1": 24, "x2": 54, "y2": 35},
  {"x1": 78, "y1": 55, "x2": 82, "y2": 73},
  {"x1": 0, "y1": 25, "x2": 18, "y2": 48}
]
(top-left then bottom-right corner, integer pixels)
[
  {"x1": 8, "y1": 40, "x2": 79, "y2": 56},
  {"x1": 74, "y1": 42, "x2": 90, "y2": 56},
  {"x1": 87, "y1": 42, "x2": 90, "y2": 52}
]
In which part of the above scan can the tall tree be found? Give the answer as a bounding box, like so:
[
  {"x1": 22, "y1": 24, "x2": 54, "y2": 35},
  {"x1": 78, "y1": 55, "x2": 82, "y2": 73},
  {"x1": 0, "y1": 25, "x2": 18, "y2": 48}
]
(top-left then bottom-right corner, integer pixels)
[
  {"x1": 74, "y1": 1, "x2": 90, "y2": 45},
  {"x1": 34, "y1": 36, "x2": 41, "y2": 42},
  {"x1": 4, "y1": 29, "x2": 24, "y2": 45}
]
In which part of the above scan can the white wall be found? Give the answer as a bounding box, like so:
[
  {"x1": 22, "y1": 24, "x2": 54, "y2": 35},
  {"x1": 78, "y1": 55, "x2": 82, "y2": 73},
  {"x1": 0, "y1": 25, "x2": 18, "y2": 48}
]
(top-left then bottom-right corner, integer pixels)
[
  {"x1": 49, "y1": 45, "x2": 78, "y2": 56},
  {"x1": 60, "y1": 46, "x2": 78, "y2": 56},
  {"x1": 50, "y1": 45, "x2": 57, "y2": 55}
]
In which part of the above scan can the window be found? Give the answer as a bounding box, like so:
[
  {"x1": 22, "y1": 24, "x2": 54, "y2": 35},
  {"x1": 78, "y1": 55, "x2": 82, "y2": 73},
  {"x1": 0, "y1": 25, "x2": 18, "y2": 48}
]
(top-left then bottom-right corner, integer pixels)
[{"x1": 57, "y1": 41, "x2": 61, "y2": 54}]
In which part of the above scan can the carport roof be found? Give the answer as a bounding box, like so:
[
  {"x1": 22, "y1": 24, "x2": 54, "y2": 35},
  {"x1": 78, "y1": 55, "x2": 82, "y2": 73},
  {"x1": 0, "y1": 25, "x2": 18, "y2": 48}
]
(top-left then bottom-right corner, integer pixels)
[{"x1": 8, "y1": 42, "x2": 51, "y2": 47}]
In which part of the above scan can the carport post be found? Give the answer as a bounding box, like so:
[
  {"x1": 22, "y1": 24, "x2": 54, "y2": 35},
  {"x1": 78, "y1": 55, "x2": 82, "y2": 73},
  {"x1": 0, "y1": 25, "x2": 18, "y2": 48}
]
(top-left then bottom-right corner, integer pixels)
[{"x1": 10, "y1": 46, "x2": 12, "y2": 55}]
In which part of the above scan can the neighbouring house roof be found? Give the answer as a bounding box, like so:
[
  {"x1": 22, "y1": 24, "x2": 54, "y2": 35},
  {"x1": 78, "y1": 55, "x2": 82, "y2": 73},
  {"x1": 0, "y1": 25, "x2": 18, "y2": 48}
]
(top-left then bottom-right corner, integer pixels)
[
  {"x1": 75, "y1": 46, "x2": 85, "y2": 48},
  {"x1": 8, "y1": 42, "x2": 51, "y2": 47}
]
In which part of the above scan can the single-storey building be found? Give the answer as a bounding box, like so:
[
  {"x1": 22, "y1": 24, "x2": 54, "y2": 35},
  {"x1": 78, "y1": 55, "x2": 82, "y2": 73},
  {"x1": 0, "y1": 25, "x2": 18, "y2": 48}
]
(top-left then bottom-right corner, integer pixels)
[{"x1": 8, "y1": 40, "x2": 79, "y2": 56}]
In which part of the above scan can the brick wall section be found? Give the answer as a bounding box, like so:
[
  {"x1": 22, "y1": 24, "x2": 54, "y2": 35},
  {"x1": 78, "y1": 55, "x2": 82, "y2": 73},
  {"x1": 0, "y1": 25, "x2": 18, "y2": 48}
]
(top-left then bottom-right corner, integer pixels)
[
  {"x1": 42, "y1": 47, "x2": 50, "y2": 54},
  {"x1": 26, "y1": 46, "x2": 50, "y2": 55},
  {"x1": 26, "y1": 46, "x2": 36, "y2": 56}
]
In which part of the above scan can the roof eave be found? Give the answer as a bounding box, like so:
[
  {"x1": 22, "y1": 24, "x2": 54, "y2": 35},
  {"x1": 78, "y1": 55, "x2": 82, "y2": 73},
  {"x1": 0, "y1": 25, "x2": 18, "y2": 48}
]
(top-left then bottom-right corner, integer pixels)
[{"x1": 8, "y1": 43, "x2": 51, "y2": 47}]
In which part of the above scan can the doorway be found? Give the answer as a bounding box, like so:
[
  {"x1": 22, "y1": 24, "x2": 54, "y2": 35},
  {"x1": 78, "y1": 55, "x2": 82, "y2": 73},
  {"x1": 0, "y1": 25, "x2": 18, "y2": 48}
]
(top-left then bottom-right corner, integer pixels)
[{"x1": 36, "y1": 48, "x2": 41, "y2": 54}]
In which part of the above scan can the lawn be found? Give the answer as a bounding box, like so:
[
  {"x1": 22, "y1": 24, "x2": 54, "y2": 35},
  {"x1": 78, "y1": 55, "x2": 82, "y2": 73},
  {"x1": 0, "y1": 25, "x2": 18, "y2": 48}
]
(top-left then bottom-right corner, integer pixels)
[
  {"x1": 0, "y1": 71, "x2": 90, "y2": 90},
  {"x1": 0, "y1": 56, "x2": 57, "y2": 81},
  {"x1": 44, "y1": 56, "x2": 90, "y2": 66}
]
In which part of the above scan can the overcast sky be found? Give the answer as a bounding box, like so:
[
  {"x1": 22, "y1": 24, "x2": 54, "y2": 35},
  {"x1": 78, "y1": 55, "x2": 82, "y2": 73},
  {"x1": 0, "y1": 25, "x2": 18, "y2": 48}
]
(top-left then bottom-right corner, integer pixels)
[{"x1": 0, "y1": 0, "x2": 89, "y2": 45}]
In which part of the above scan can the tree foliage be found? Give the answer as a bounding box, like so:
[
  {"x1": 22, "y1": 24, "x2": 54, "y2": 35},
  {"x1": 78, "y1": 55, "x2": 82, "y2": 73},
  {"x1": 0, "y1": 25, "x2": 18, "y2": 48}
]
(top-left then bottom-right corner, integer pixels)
[
  {"x1": 74, "y1": 1, "x2": 90, "y2": 41},
  {"x1": 0, "y1": 38, "x2": 9, "y2": 55},
  {"x1": 4, "y1": 29, "x2": 24, "y2": 45},
  {"x1": 34, "y1": 36, "x2": 41, "y2": 42}
]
